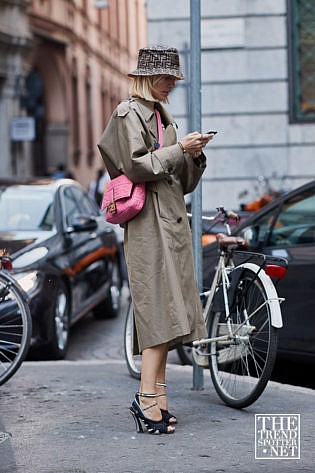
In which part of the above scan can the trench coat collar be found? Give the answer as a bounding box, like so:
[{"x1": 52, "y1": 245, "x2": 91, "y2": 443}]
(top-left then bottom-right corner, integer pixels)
[{"x1": 132, "y1": 98, "x2": 175, "y2": 142}]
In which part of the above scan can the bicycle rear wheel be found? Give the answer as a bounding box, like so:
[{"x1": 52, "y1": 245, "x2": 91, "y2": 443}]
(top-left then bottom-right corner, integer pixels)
[
  {"x1": 123, "y1": 301, "x2": 141, "y2": 379},
  {"x1": 209, "y1": 268, "x2": 278, "y2": 408},
  {"x1": 0, "y1": 272, "x2": 32, "y2": 385}
]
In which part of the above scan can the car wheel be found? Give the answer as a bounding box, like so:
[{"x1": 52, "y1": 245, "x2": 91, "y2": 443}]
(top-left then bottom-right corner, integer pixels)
[
  {"x1": 45, "y1": 280, "x2": 70, "y2": 360},
  {"x1": 93, "y1": 259, "x2": 121, "y2": 319}
]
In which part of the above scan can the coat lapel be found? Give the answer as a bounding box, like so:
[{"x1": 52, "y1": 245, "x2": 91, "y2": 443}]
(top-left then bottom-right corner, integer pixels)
[
  {"x1": 133, "y1": 99, "x2": 157, "y2": 143},
  {"x1": 133, "y1": 98, "x2": 177, "y2": 148}
]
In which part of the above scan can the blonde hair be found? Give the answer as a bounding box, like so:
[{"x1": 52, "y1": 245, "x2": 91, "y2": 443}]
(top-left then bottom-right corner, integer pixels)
[{"x1": 129, "y1": 76, "x2": 169, "y2": 104}]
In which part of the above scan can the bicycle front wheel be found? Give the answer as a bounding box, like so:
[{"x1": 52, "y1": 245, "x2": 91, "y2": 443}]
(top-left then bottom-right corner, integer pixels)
[
  {"x1": 0, "y1": 272, "x2": 32, "y2": 385},
  {"x1": 209, "y1": 268, "x2": 279, "y2": 408},
  {"x1": 123, "y1": 301, "x2": 141, "y2": 379}
]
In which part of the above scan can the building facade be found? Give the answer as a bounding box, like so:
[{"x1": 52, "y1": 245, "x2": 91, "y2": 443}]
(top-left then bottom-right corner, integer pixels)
[
  {"x1": 147, "y1": 0, "x2": 315, "y2": 210},
  {"x1": 0, "y1": 0, "x2": 32, "y2": 177},
  {"x1": 0, "y1": 0, "x2": 147, "y2": 188}
]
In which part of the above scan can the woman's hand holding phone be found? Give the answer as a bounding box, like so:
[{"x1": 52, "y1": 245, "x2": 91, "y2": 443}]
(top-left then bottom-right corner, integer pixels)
[{"x1": 179, "y1": 130, "x2": 217, "y2": 155}]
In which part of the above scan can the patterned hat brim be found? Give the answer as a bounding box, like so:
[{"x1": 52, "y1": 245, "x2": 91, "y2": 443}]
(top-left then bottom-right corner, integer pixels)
[{"x1": 128, "y1": 69, "x2": 184, "y2": 80}]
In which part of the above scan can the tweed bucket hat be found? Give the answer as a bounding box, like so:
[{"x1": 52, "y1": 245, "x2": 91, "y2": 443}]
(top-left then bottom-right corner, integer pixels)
[{"x1": 128, "y1": 46, "x2": 184, "y2": 80}]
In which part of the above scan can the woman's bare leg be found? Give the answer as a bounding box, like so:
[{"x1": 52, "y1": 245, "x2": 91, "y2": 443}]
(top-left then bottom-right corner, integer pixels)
[
  {"x1": 155, "y1": 352, "x2": 176, "y2": 423},
  {"x1": 139, "y1": 343, "x2": 174, "y2": 431},
  {"x1": 156, "y1": 351, "x2": 168, "y2": 409}
]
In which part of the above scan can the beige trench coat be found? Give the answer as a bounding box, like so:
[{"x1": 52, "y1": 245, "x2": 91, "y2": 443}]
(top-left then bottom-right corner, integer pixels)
[{"x1": 97, "y1": 97, "x2": 207, "y2": 354}]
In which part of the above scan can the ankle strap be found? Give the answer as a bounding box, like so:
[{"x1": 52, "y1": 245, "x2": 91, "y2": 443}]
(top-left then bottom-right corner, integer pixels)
[
  {"x1": 137, "y1": 391, "x2": 157, "y2": 398},
  {"x1": 156, "y1": 382, "x2": 167, "y2": 388},
  {"x1": 137, "y1": 391, "x2": 165, "y2": 400},
  {"x1": 136, "y1": 392, "x2": 158, "y2": 412}
]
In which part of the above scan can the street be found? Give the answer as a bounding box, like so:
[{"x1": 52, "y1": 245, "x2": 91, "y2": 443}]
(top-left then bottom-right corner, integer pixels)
[{"x1": 1, "y1": 287, "x2": 315, "y2": 473}]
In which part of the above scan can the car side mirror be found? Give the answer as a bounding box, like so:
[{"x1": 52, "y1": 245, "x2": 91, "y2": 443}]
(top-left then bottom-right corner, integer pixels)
[
  {"x1": 67, "y1": 215, "x2": 98, "y2": 233},
  {"x1": 241, "y1": 225, "x2": 261, "y2": 250}
]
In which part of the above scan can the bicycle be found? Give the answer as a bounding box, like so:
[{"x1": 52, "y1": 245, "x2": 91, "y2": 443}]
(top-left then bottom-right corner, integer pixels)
[
  {"x1": 0, "y1": 251, "x2": 32, "y2": 385},
  {"x1": 124, "y1": 207, "x2": 287, "y2": 408}
]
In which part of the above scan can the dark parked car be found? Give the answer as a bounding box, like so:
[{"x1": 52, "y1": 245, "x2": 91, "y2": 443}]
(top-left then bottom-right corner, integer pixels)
[
  {"x1": 203, "y1": 179, "x2": 315, "y2": 364},
  {"x1": 0, "y1": 178, "x2": 121, "y2": 359}
]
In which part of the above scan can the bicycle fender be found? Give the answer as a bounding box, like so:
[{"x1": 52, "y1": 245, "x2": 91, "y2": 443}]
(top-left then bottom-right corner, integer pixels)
[{"x1": 236, "y1": 262, "x2": 283, "y2": 328}]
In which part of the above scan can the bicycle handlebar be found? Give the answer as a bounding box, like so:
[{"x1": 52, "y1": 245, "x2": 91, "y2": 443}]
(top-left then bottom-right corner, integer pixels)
[
  {"x1": 188, "y1": 206, "x2": 240, "y2": 225},
  {"x1": 216, "y1": 207, "x2": 240, "y2": 222},
  {"x1": 188, "y1": 206, "x2": 241, "y2": 237},
  {"x1": 188, "y1": 206, "x2": 240, "y2": 223}
]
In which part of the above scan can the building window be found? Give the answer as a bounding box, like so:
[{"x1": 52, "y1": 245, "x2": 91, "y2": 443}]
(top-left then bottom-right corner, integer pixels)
[
  {"x1": 85, "y1": 66, "x2": 94, "y2": 166},
  {"x1": 101, "y1": 77, "x2": 111, "y2": 129},
  {"x1": 288, "y1": 0, "x2": 315, "y2": 122},
  {"x1": 71, "y1": 59, "x2": 80, "y2": 165}
]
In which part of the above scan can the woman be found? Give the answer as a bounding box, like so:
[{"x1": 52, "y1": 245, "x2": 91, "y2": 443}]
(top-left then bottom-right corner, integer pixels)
[{"x1": 97, "y1": 46, "x2": 215, "y2": 434}]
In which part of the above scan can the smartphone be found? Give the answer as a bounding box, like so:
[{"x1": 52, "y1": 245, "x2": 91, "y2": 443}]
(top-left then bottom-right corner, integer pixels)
[{"x1": 206, "y1": 130, "x2": 217, "y2": 135}]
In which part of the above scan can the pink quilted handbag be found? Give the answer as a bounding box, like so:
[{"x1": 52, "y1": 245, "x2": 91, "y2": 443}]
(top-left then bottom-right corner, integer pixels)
[
  {"x1": 101, "y1": 174, "x2": 146, "y2": 224},
  {"x1": 101, "y1": 108, "x2": 163, "y2": 225}
]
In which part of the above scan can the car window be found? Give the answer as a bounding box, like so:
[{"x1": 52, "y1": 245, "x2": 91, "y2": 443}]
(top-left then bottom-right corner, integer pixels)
[
  {"x1": 62, "y1": 186, "x2": 99, "y2": 228},
  {"x1": 239, "y1": 208, "x2": 278, "y2": 249},
  {"x1": 268, "y1": 189, "x2": 315, "y2": 247},
  {"x1": 239, "y1": 187, "x2": 315, "y2": 248},
  {"x1": 63, "y1": 187, "x2": 82, "y2": 227},
  {"x1": 0, "y1": 187, "x2": 55, "y2": 231},
  {"x1": 70, "y1": 186, "x2": 99, "y2": 216}
]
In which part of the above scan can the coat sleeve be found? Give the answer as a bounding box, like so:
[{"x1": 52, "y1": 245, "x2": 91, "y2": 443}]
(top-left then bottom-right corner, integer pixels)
[
  {"x1": 179, "y1": 152, "x2": 207, "y2": 195},
  {"x1": 97, "y1": 106, "x2": 185, "y2": 183}
]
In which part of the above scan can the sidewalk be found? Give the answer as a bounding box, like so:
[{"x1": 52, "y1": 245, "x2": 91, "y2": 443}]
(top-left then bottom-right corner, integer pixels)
[{"x1": 0, "y1": 359, "x2": 314, "y2": 473}]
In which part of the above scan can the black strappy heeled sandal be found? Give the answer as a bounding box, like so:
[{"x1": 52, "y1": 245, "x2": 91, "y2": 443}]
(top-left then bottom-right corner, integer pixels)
[
  {"x1": 129, "y1": 392, "x2": 175, "y2": 434},
  {"x1": 156, "y1": 382, "x2": 177, "y2": 425}
]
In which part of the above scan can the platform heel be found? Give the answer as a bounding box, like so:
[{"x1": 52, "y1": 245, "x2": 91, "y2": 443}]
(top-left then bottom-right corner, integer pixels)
[
  {"x1": 129, "y1": 392, "x2": 175, "y2": 434},
  {"x1": 129, "y1": 406, "x2": 144, "y2": 433}
]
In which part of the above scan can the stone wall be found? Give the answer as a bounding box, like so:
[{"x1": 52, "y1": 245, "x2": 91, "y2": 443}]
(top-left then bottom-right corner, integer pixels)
[{"x1": 147, "y1": 0, "x2": 315, "y2": 210}]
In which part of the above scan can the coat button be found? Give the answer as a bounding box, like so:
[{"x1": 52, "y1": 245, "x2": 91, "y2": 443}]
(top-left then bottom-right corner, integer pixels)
[
  {"x1": 167, "y1": 165, "x2": 174, "y2": 174},
  {"x1": 177, "y1": 217, "x2": 182, "y2": 223}
]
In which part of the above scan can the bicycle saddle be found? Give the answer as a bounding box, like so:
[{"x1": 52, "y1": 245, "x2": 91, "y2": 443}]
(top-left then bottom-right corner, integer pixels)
[{"x1": 216, "y1": 233, "x2": 248, "y2": 248}]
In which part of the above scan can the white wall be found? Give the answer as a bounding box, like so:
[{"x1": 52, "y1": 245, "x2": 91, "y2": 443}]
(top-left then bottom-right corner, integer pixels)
[{"x1": 147, "y1": 0, "x2": 315, "y2": 211}]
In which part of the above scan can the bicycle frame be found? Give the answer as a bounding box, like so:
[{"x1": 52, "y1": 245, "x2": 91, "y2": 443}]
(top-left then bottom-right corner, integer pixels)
[
  {"x1": 191, "y1": 212, "x2": 286, "y2": 355},
  {"x1": 193, "y1": 250, "x2": 242, "y2": 351}
]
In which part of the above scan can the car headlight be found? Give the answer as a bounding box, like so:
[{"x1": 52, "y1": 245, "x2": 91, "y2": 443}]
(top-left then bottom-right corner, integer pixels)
[{"x1": 14, "y1": 271, "x2": 40, "y2": 293}]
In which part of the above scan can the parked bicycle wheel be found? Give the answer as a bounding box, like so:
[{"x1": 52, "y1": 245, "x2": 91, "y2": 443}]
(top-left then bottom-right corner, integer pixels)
[
  {"x1": 209, "y1": 267, "x2": 279, "y2": 408},
  {"x1": 124, "y1": 301, "x2": 141, "y2": 379},
  {"x1": 0, "y1": 272, "x2": 32, "y2": 385}
]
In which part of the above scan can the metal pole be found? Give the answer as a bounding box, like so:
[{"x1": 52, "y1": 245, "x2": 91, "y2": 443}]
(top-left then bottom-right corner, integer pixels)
[
  {"x1": 190, "y1": 0, "x2": 204, "y2": 390},
  {"x1": 183, "y1": 42, "x2": 191, "y2": 134}
]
